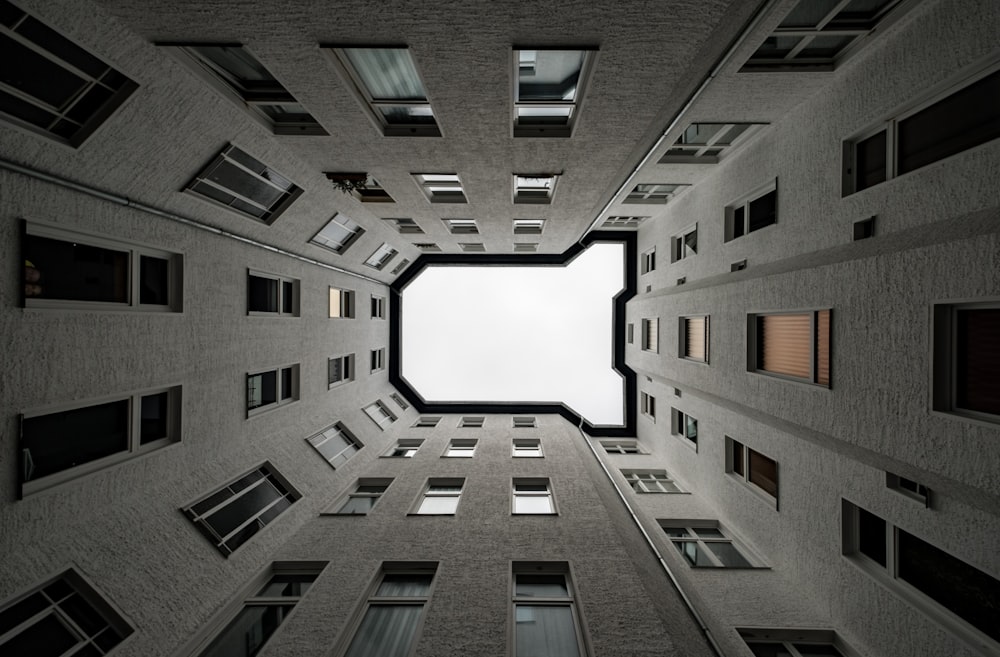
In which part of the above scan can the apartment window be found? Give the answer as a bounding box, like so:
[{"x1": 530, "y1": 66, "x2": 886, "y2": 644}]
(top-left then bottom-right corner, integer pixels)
[
  {"x1": 364, "y1": 243, "x2": 398, "y2": 270},
  {"x1": 662, "y1": 521, "x2": 758, "y2": 568},
  {"x1": 184, "y1": 463, "x2": 299, "y2": 555},
  {"x1": 640, "y1": 248, "x2": 655, "y2": 275},
  {"x1": 670, "y1": 408, "x2": 698, "y2": 449},
  {"x1": 513, "y1": 416, "x2": 536, "y2": 428},
  {"x1": 601, "y1": 439, "x2": 643, "y2": 455},
  {"x1": 185, "y1": 144, "x2": 302, "y2": 224},
  {"x1": 514, "y1": 174, "x2": 557, "y2": 204},
  {"x1": 187, "y1": 563, "x2": 322, "y2": 657},
  {"x1": 248, "y1": 270, "x2": 298, "y2": 316},
  {"x1": 627, "y1": 323, "x2": 634, "y2": 344},
  {"x1": 247, "y1": 365, "x2": 298, "y2": 416},
  {"x1": 845, "y1": 67, "x2": 1000, "y2": 194},
  {"x1": 512, "y1": 563, "x2": 587, "y2": 657},
  {"x1": 640, "y1": 391, "x2": 656, "y2": 420},
  {"x1": 414, "y1": 479, "x2": 463, "y2": 515},
  {"x1": 19, "y1": 387, "x2": 180, "y2": 496},
  {"x1": 329, "y1": 287, "x2": 355, "y2": 318},
  {"x1": 460, "y1": 416, "x2": 485, "y2": 428},
  {"x1": 355, "y1": 177, "x2": 393, "y2": 203},
  {"x1": 328, "y1": 354, "x2": 355, "y2": 388},
  {"x1": 513, "y1": 478, "x2": 555, "y2": 514},
  {"x1": 725, "y1": 182, "x2": 777, "y2": 242},
  {"x1": 738, "y1": 628, "x2": 855, "y2": 657},
  {"x1": 602, "y1": 216, "x2": 648, "y2": 229},
  {"x1": 625, "y1": 183, "x2": 686, "y2": 204},
  {"x1": 749, "y1": 310, "x2": 832, "y2": 387},
  {"x1": 513, "y1": 438, "x2": 543, "y2": 457},
  {"x1": 167, "y1": 44, "x2": 325, "y2": 135},
  {"x1": 842, "y1": 500, "x2": 1000, "y2": 646},
  {"x1": 0, "y1": 1, "x2": 137, "y2": 146},
  {"x1": 513, "y1": 243, "x2": 538, "y2": 252},
  {"x1": 334, "y1": 479, "x2": 391, "y2": 515},
  {"x1": 886, "y1": 472, "x2": 932, "y2": 507},
  {"x1": 311, "y1": 214, "x2": 365, "y2": 254},
  {"x1": 512, "y1": 48, "x2": 595, "y2": 138},
  {"x1": 671, "y1": 224, "x2": 697, "y2": 262},
  {"x1": 726, "y1": 437, "x2": 778, "y2": 503},
  {"x1": 413, "y1": 416, "x2": 440, "y2": 428},
  {"x1": 390, "y1": 258, "x2": 410, "y2": 275},
  {"x1": 414, "y1": 242, "x2": 442, "y2": 252},
  {"x1": 415, "y1": 173, "x2": 466, "y2": 203},
  {"x1": 933, "y1": 302, "x2": 1000, "y2": 422},
  {"x1": 363, "y1": 400, "x2": 396, "y2": 430},
  {"x1": 513, "y1": 219, "x2": 545, "y2": 235},
  {"x1": 443, "y1": 218, "x2": 478, "y2": 234},
  {"x1": 459, "y1": 243, "x2": 486, "y2": 252},
  {"x1": 661, "y1": 123, "x2": 764, "y2": 163},
  {"x1": 371, "y1": 295, "x2": 386, "y2": 319},
  {"x1": 390, "y1": 393, "x2": 409, "y2": 410},
  {"x1": 641, "y1": 318, "x2": 659, "y2": 353},
  {"x1": 0, "y1": 569, "x2": 132, "y2": 655},
  {"x1": 444, "y1": 439, "x2": 477, "y2": 458},
  {"x1": 342, "y1": 564, "x2": 437, "y2": 657},
  {"x1": 623, "y1": 469, "x2": 682, "y2": 493},
  {"x1": 306, "y1": 422, "x2": 362, "y2": 470},
  {"x1": 23, "y1": 221, "x2": 182, "y2": 311},
  {"x1": 679, "y1": 316, "x2": 709, "y2": 363},
  {"x1": 384, "y1": 217, "x2": 424, "y2": 234},
  {"x1": 384, "y1": 439, "x2": 422, "y2": 458},
  {"x1": 370, "y1": 348, "x2": 386, "y2": 373}
]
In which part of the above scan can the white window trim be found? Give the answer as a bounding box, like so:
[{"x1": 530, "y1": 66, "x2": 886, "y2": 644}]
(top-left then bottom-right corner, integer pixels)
[
  {"x1": 625, "y1": 183, "x2": 686, "y2": 204},
  {"x1": 660, "y1": 123, "x2": 766, "y2": 164},
  {"x1": 411, "y1": 479, "x2": 463, "y2": 515},
  {"x1": 600, "y1": 439, "x2": 645, "y2": 455},
  {"x1": 460, "y1": 416, "x2": 485, "y2": 428},
  {"x1": 512, "y1": 438, "x2": 543, "y2": 458},
  {"x1": 512, "y1": 478, "x2": 557, "y2": 515},
  {"x1": 370, "y1": 348, "x2": 386, "y2": 373},
  {"x1": 622, "y1": 469, "x2": 684, "y2": 494},
  {"x1": 737, "y1": 628, "x2": 861, "y2": 657},
  {"x1": 660, "y1": 519, "x2": 765, "y2": 568},
  {"x1": 325, "y1": 478, "x2": 392, "y2": 516},
  {"x1": 511, "y1": 48, "x2": 597, "y2": 138},
  {"x1": 513, "y1": 173, "x2": 558, "y2": 204},
  {"x1": 512, "y1": 416, "x2": 536, "y2": 428},
  {"x1": 248, "y1": 269, "x2": 299, "y2": 317},
  {"x1": 307, "y1": 422, "x2": 363, "y2": 470},
  {"x1": 414, "y1": 173, "x2": 467, "y2": 203},
  {"x1": 413, "y1": 416, "x2": 441, "y2": 428},
  {"x1": 382, "y1": 438, "x2": 423, "y2": 458},
  {"x1": 511, "y1": 562, "x2": 591, "y2": 657},
  {"x1": 247, "y1": 364, "x2": 299, "y2": 418},
  {"x1": 363, "y1": 400, "x2": 397, "y2": 430}
]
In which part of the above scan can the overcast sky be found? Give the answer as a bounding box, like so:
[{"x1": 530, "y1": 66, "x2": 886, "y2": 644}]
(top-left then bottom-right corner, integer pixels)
[{"x1": 401, "y1": 243, "x2": 624, "y2": 425}]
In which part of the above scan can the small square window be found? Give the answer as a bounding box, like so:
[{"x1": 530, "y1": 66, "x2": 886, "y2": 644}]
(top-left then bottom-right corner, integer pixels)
[
  {"x1": 311, "y1": 213, "x2": 366, "y2": 254},
  {"x1": 853, "y1": 216, "x2": 876, "y2": 241},
  {"x1": 384, "y1": 439, "x2": 423, "y2": 458},
  {"x1": 443, "y1": 218, "x2": 479, "y2": 234},
  {"x1": 670, "y1": 408, "x2": 698, "y2": 450},
  {"x1": 307, "y1": 422, "x2": 363, "y2": 469},
  {"x1": 384, "y1": 218, "x2": 424, "y2": 234},
  {"x1": 726, "y1": 182, "x2": 777, "y2": 242},
  {"x1": 731, "y1": 259, "x2": 748, "y2": 272},
  {"x1": 513, "y1": 438, "x2": 543, "y2": 457},
  {"x1": 328, "y1": 354, "x2": 355, "y2": 388},
  {"x1": 364, "y1": 243, "x2": 398, "y2": 270},
  {"x1": 514, "y1": 174, "x2": 558, "y2": 204},
  {"x1": 513, "y1": 219, "x2": 545, "y2": 235},
  {"x1": 413, "y1": 416, "x2": 441, "y2": 428},
  {"x1": 415, "y1": 173, "x2": 467, "y2": 203},
  {"x1": 513, "y1": 416, "x2": 536, "y2": 428},
  {"x1": 247, "y1": 365, "x2": 299, "y2": 417},
  {"x1": 363, "y1": 400, "x2": 396, "y2": 430},
  {"x1": 460, "y1": 416, "x2": 485, "y2": 428},
  {"x1": 444, "y1": 439, "x2": 477, "y2": 458},
  {"x1": 512, "y1": 478, "x2": 555, "y2": 514},
  {"x1": 679, "y1": 316, "x2": 709, "y2": 363},
  {"x1": 329, "y1": 287, "x2": 356, "y2": 318}
]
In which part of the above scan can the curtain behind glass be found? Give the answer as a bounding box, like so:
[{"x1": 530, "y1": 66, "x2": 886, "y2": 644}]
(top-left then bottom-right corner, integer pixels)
[
  {"x1": 344, "y1": 605, "x2": 422, "y2": 657},
  {"x1": 514, "y1": 605, "x2": 581, "y2": 657},
  {"x1": 343, "y1": 49, "x2": 426, "y2": 100}
]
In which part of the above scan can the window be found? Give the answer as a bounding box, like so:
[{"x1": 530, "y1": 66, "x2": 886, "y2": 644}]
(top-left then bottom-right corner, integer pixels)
[
  {"x1": 726, "y1": 437, "x2": 778, "y2": 503},
  {"x1": 513, "y1": 219, "x2": 545, "y2": 235},
  {"x1": 326, "y1": 46, "x2": 440, "y2": 136},
  {"x1": 749, "y1": 310, "x2": 831, "y2": 386},
  {"x1": 660, "y1": 123, "x2": 764, "y2": 163},
  {"x1": 513, "y1": 438, "x2": 543, "y2": 457},
  {"x1": 183, "y1": 463, "x2": 299, "y2": 555},
  {"x1": 842, "y1": 500, "x2": 1000, "y2": 648},
  {"x1": 512, "y1": 48, "x2": 595, "y2": 138},
  {"x1": 933, "y1": 302, "x2": 1000, "y2": 423},
  {"x1": 600, "y1": 439, "x2": 643, "y2": 455},
  {"x1": 166, "y1": 44, "x2": 326, "y2": 135},
  {"x1": 670, "y1": 408, "x2": 698, "y2": 449},
  {"x1": 640, "y1": 248, "x2": 655, "y2": 275},
  {"x1": 844, "y1": 66, "x2": 1000, "y2": 194},
  {"x1": 513, "y1": 416, "x2": 536, "y2": 428},
  {"x1": 679, "y1": 316, "x2": 709, "y2": 363},
  {"x1": 886, "y1": 471, "x2": 932, "y2": 507},
  {"x1": 364, "y1": 243, "x2": 398, "y2": 270},
  {"x1": 662, "y1": 521, "x2": 758, "y2": 568},
  {"x1": 444, "y1": 439, "x2": 477, "y2": 458},
  {"x1": 328, "y1": 354, "x2": 355, "y2": 388},
  {"x1": 414, "y1": 479, "x2": 463, "y2": 515},
  {"x1": 341, "y1": 564, "x2": 437, "y2": 657},
  {"x1": 248, "y1": 270, "x2": 298, "y2": 316},
  {"x1": 640, "y1": 391, "x2": 656, "y2": 420},
  {"x1": 413, "y1": 416, "x2": 440, "y2": 428},
  {"x1": 726, "y1": 182, "x2": 777, "y2": 242},
  {"x1": 371, "y1": 295, "x2": 386, "y2": 319},
  {"x1": 622, "y1": 469, "x2": 682, "y2": 493},
  {"x1": 370, "y1": 348, "x2": 386, "y2": 373},
  {"x1": 627, "y1": 323, "x2": 634, "y2": 344},
  {"x1": 0, "y1": 568, "x2": 132, "y2": 655},
  {"x1": 363, "y1": 400, "x2": 396, "y2": 430},
  {"x1": 23, "y1": 221, "x2": 182, "y2": 311},
  {"x1": 384, "y1": 218, "x2": 424, "y2": 234},
  {"x1": 414, "y1": 242, "x2": 442, "y2": 252},
  {"x1": 458, "y1": 242, "x2": 486, "y2": 252},
  {"x1": 391, "y1": 258, "x2": 410, "y2": 275},
  {"x1": 311, "y1": 214, "x2": 365, "y2": 254},
  {"x1": 19, "y1": 387, "x2": 181, "y2": 496},
  {"x1": 738, "y1": 628, "x2": 855, "y2": 657},
  {"x1": 853, "y1": 216, "x2": 876, "y2": 241},
  {"x1": 625, "y1": 183, "x2": 687, "y2": 204},
  {"x1": 602, "y1": 216, "x2": 648, "y2": 229},
  {"x1": 186, "y1": 563, "x2": 322, "y2": 657},
  {"x1": 671, "y1": 225, "x2": 697, "y2": 262},
  {"x1": 389, "y1": 393, "x2": 409, "y2": 410},
  {"x1": 414, "y1": 173, "x2": 466, "y2": 203},
  {"x1": 324, "y1": 427, "x2": 372, "y2": 464},
  {"x1": 641, "y1": 318, "x2": 659, "y2": 353},
  {"x1": 513, "y1": 478, "x2": 555, "y2": 514},
  {"x1": 247, "y1": 365, "x2": 298, "y2": 416},
  {"x1": 513, "y1": 242, "x2": 538, "y2": 253},
  {"x1": 514, "y1": 174, "x2": 558, "y2": 204},
  {"x1": 333, "y1": 479, "x2": 391, "y2": 515},
  {"x1": 329, "y1": 287, "x2": 355, "y2": 318},
  {"x1": 731, "y1": 259, "x2": 748, "y2": 272},
  {"x1": 460, "y1": 416, "x2": 485, "y2": 428},
  {"x1": 0, "y1": 1, "x2": 137, "y2": 146},
  {"x1": 353, "y1": 177, "x2": 393, "y2": 203},
  {"x1": 443, "y1": 218, "x2": 478, "y2": 234},
  {"x1": 511, "y1": 563, "x2": 587, "y2": 657},
  {"x1": 384, "y1": 439, "x2": 422, "y2": 458},
  {"x1": 185, "y1": 144, "x2": 302, "y2": 224}
]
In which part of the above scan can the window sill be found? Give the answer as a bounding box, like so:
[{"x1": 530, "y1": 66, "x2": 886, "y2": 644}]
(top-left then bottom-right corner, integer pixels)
[
  {"x1": 247, "y1": 400, "x2": 299, "y2": 419},
  {"x1": 726, "y1": 474, "x2": 778, "y2": 511}
]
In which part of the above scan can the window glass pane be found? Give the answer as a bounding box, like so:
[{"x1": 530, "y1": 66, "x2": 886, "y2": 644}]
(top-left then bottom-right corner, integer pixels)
[
  {"x1": 377, "y1": 574, "x2": 433, "y2": 597},
  {"x1": 855, "y1": 130, "x2": 887, "y2": 192},
  {"x1": 517, "y1": 50, "x2": 585, "y2": 101},
  {"x1": 514, "y1": 604, "x2": 581, "y2": 657},
  {"x1": 795, "y1": 35, "x2": 854, "y2": 58},
  {"x1": 0, "y1": 610, "x2": 81, "y2": 657},
  {"x1": 417, "y1": 496, "x2": 458, "y2": 514},
  {"x1": 248, "y1": 276, "x2": 278, "y2": 312},
  {"x1": 343, "y1": 49, "x2": 427, "y2": 100},
  {"x1": 22, "y1": 399, "x2": 129, "y2": 480},
  {"x1": 197, "y1": 604, "x2": 289, "y2": 657},
  {"x1": 139, "y1": 392, "x2": 169, "y2": 444},
  {"x1": 247, "y1": 372, "x2": 277, "y2": 409},
  {"x1": 345, "y1": 605, "x2": 422, "y2": 657},
  {"x1": 732, "y1": 442, "x2": 745, "y2": 475},
  {"x1": 210, "y1": 160, "x2": 283, "y2": 209},
  {"x1": 955, "y1": 308, "x2": 1000, "y2": 415},
  {"x1": 514, "y1": 495, "x2": 554, "y2": 514},
  {"x1": 207, "y1": 479, "x2": 281, "y2": 537},
  {"x1": 255, "y1": 574, "x2": 317, "y2": 598},
  {"x1": 191, "y1": 46, "x2": 275, "y2": 84},
  {"x1": 748, "y1": 189, "x2": 777, "y2": 232},
  {"x1": 1, "y1": 33, "x2": 87, "y2": 109},
  {"x1": 779, "y1": 0, "x2": 842, "y2": 27},
  {"x1": 675, "y1": 540, "x2": 714, "y2": 567},
  {"x1": 280, "y1": 368, "x2": 293, "y2": 400},
  {"x1": 281, "y1": 281, "x2": 293, "y2": 314},
  {"x1": 139, "y1": 255, "x2": 170, "y2": 305},
  {"x1": 745, "y1": 642, "x2": 792, "y2": 657},
  {"x1": 377, "y1": 105, "x2": 435, "y2": 125},
  {"x1": 795, "y1": 644, "x2": 844, "y2": 656},
  {"x1": 339, "y1": 496, "x2": 377, "y2": 514},
  {"x1": 24, "y1": 234, "x2": 129, "y2": 303},
  {"x1": 515, "y1": 574, "x2": 568, "y2": 598},
  {"x1": 706, "y1": 542, "x2": 752, "y2": 568},
  {"x1": 857, "y1": 507, "x2": 887, "y2": 566}
]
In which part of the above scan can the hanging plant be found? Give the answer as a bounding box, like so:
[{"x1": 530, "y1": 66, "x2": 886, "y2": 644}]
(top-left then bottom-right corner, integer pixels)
[{"x1": 325, "y1": 172, "x2": 369, "y2": 195}]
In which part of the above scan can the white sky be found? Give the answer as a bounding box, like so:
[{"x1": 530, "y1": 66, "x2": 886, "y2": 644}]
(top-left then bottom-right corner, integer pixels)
[{"x1": 401, "y1": 243, "x2": 624, "y2": 425}]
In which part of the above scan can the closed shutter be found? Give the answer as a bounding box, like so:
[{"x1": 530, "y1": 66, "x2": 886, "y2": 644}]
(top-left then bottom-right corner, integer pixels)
[
  {"x1": 758, "y1": 314, "x2": 811, "y2": 379},
  {"x1": 816, "y1": 309, "x2": 831, "y2": 386},
  {"x1": 685, "y1": 317, "x2": 707, "y2": 361},
  {"x1": 644, "y1": 318, "x2": 658, "y2": 352}
]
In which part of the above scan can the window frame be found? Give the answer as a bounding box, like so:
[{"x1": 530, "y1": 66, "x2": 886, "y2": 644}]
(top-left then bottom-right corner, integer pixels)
[
  {"x1": 384, "y1": 217, "x2": 424, "y2": 234},
  {"x1": 247, "y1": 269, "x2": 299, "y2": 317},
  {"x1": 412, "y1": 479, "x2": 464, "y2": 515},
  {"x1": 512, "y1": 416, "x2": 537, "y2": 428},
  {"x1": 670, "y1": 408, "x2": 698, "y2": 451},
  {"x1": 460, "y1": 416, "x2": 485, "y2": 428},
  {"x1": 329, "y1": 287, "x2": 356, "y2": 318},
  {"x1": 931, "y1": 300, "x2": 1000, "y2": 424},
  {"x1": 442, "y1": 218, "x2": 479, "y2": 234},
  {"x1": 737, "y1": 628, "x2": 859, "y2": 657},
  {"x1": 370, "y1": 348, "x2": 386, "y2": 373},
  {"x1": 511, "y1": 562, "x2": 590, "y2": 657},
  {"x1": 885, "y1": 471, "x2": 932, "y2": 508},
  {"x1": 327, "y1": 354, "x2": 355, "y2": 389},
  {"x1": 678, "y1": 315, "x2": 710, "y2": 363},
  {"x1": 513, "y1": 219, "x2": 545, "y2": 235},
  {"x1": 511, "y1": 47, "x2": 597, "y2": 138},
  {"x1": 389, "y1": 393, "x2": 409, "y2": 410},
  {"x1": 307, "y1": 422, "x2": 363, "y2": 470},
  {"x1": 670, "y1": 223, "x2": 698, "y2": 263},
  {"x1": 246, "y1": 365, "x2": 299, "y2": 417},
  {"x1": 725, "y1": 180, "x2": 777, "y2": 242},
  {"x1": 414, "y1": 173, "x2": 467, "y2": 203},
  {"x1": 660, "y1": 123, "x2": 765, "y2": 163},
  {"x1": 622, "y1": 469, "x2": 683, "y2": 493},
  {"x1": 512, "y1": 478, "x2": 557, "y2": 515},
  {"x1": 382, "y1": 438, "x2": 423, "y2": 458},
  {"x1": 748, "y1": 309, "x2": 832, "y2": 387},
  {"x1": 512, "y1": 438, "x2": 543, "y2": 458},
  {"x1": 443, "y1": 438, "x2": 478, "y2": 458},
  {"x1": 413, "y1": 416, "x2": 441, "y2": 428},
  {"x1": 311, "y1": 214, "x2": 366, "y2": 255},
  {"x1": 625, "y1": 183, "x2": 687, "y2": 204},
  {"x1": 364, "y1": 243, "x2": 398, "y2": 271},
  {"x1": 641, "y1": 318, "x2": 659, "y2": 353},
  {"x1": 513, "y1": 174, "x2": 559, "y2": 204},
  {"x1": 363, "y1": 400, "x2": 397, "y2": 430},
  {"x1": 600, "y1": 439, "x2": 644, "y2": 455},
  {"x1": 660, "y1": 520, "x2": 763, "y2": 568},
  {"x1": 725, "y1": 437, "x2": 779, "y2": 507},
  {"x1": 640, "y1": 248, "x2": 655, "y2": 275}
]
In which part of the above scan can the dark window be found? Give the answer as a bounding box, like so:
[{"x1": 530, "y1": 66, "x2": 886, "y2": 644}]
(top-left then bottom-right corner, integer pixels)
[
  {"x1": 856, "y1": 507, "x2": 886, "y2": 567},
  {"x1": 139, "y1": 255, "x2": 170, "y2": 305},
  {"x1": 748, "y1": 189, "x2": 777, "y2": 232},
  {"x1": 22, "y1": 399, "x2": 129, "y2": 482},
  {"x1": 140, "y1": 392, "x2": 169, "y2": 444},
  {"x1": 754, "y1": 310, "x2": 831, "y2": 386},
  {"x1": 248, "y1": 275, "x2": 278, "y2": 312},
  {"x1": 24, "y1": 234, "x2": 128, "y2": 303},
  {"x1": 955, "y1": 308, "x2": 1000, "y2": 416},
  {"x1": 855, "y1": 130, "x2": 887, "y2": 192}
]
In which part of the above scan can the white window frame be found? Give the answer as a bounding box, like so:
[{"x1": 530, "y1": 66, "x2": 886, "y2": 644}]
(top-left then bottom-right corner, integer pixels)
[
  {"x1": 512, "y1": 478, "x2": 556, "y2": 515},
  {"x1": 248, "y1": 269, "x2": 298, "y2": 317},
  {"x1": 364, "y1": 243, "x2": 398, "y2": 271},
  {"x1": 622, "y1": 469, "x2": 682, "y2": 493},
  {"x1": 511, "y1": 562, "x2": 590, "y2": 657},
  {"x1": 670, "y1": 224, "x2": 698, "y2": 263},
  {"x1": 460, "y1": 416, "x2": 485, "y2": 428},
  {"x1": 602, "y1": 216, "x2": 648, "y2": 229},
  {"x1": 371, "y1": 295, "x2": 386, "y2": 319},
  {"x1": 725, "y1": 180, "x2": 777, "y2": 242},
  {"x1": 414, "y1": 173, "x2": 467, "y2": 203},
  {"x1": 307, "y1": 422, "x2": 363, "y2": 470},
  {"x1": 513, "y1": 174, "x2": 558, "y2": 204},
  {"x1": 670, "y1": 408, "x2": 698, "y2": 451},
  {"x1": 640, "y1": 248, "x2": 655, "y2": 275},
  {"x1": 413, "y1": 416, "x2": 441, "y2": 428},
  {"x1": 513, "y1": 219, "x2": 545, "y2": 235},
  {"x1": 412, "y1": 479, "x2": 463, "y2": 515},
  {"x1": 311, "y1": 213, "x2": 366, "y2": 254},
  {"x1": 247, "y1": 365, "x2": 299, "y2": 417},
  {"x1": 625, "y1": 183, "x2": 687, "y2": 204},
  {"x1": 725, "y1": 437, "x2": 779, "y2": 507},
  {"x1": 363, "y1": 400, "x2": 397, "y2": 430},
  {"x1": 383, "y1": 438, "x2": 423, "y2": 458},
  {"x1": 512, "y1": 438, "x2": 543, "y2": 458},
  {"x1": 389, "y1": 392, "x2": 409, "y2": 410},
  {"x1": 512, "y1": 48, "x2": 596, "y2": 138},
  {"x1": 443, "y1": 218, "x2": 479, "y2": 234},
  {"x1": 641, "y1": 318, "x2": 659, "y2": 353},
  {"x1": 678, "y1": 315, "x2": 710, "y2": 363},
  {"x1": 660, "y1": 123, "x2": 765, "y2": 163},
  {"x1": 328, "y1": 354, "x2": 355, "y2": 389},
  {"x1": 384, "y1": 217, "x2": 424, "y2": 234},
  {"x1": 329, "y1": 287, "x2": 356, "y2": 318},
  {"x1": 328, "y1": 478, "x2": 392, "y2": 515},
  {"x1": 600, "y1": 439, "x2": 644, "y2": 455},
  {"x1": 370, "y1": 348, "x2": 386, "y2": 373},
  {"x1": 661, "y1": 520, "x2": 763, "y2": 568},
  {"x1": 931, "y1": 300, "x2": 1000, "y2": 425},
  {"x1": 737, "y1": 628, "x2": 859, "y2": 657},
  {"x1": 443, "y1": 438, "x2": 478, "y2": 458}
]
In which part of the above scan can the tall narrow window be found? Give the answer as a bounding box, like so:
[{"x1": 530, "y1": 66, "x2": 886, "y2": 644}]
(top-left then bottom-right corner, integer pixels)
[
  {"x1": 248, "y1": 270, "x2": 298, "y2": 316},
  {"x1": 363, "y1": 400, "x2": 396, "y2": 430},
  {"x1": 726, "y1": 437, "x2": 779, "y2": 503},
  {"x1": 670, "y1": 408, "x2": 698, "y2": 449},
  {"x1": 329, "y1": 288, "x2": 356, "y2": 318},
  {"x1": 641, "y1": 318, "x2": 659, "y2": 353},
  {"x1": 364, "y1": 243, "x2": 398, "y2": 270},
  {"x1": 679, "y1": 316, "x2": 709, "y2": 363},
  {"x1": 512, "y1": 563, "x2": 587, "y2": 657},
  {"x1": 640, "y1": 392, "x2": 656, "y2": 420},
  {"x1": 513, "y1": 48, "x2": 595, "y2": 138},
  {"x1": 414, "y1": 479, "x2": 463, "y2": 515},
  {"x1": 726, "y1": 182, "x2": 777, "y2": 242},
  {"x1": 750, "y1": 310, "x2": 831, "y2": 386},
  {"x1": 932, "y1": 303, "x2": 1000, "y2": 421},
  {"x1": 247, "y1": 365, "x2": 298, "y2": 416},
  {"x1": 334, "y1": 479, "x2": 391, "y2": 515},
  {"x1": 671, "y1": 225, "x2": 698, "y2": 262},
  {"x1": 306, "y1": 422, "x2": 362, "y2": 469},
  {"x1": 370, "y1": 348, "x2": 386, "y2": 373},
  {"x1": 311, "y1": 214, "x2": 365, "y2": 254},
  {"x1": 342, "y1": 564, "x2": 438, "y2": 657},
  {"x1": 514, "y1": 174, "x2": 558, "y2": 204},
  {"x1": 512, "y1": 479, "x2": 555, "y2": 514}
]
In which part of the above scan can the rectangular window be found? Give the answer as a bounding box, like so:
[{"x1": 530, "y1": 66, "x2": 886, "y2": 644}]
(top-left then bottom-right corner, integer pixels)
[
  {"x1": 627, "y1": 323, "x2": 634, "y2": 344},
  {"x1": 389, "y1": 393, "x2": 409, "y2": 410},
  {"x1": 512, "y1": 563, "x2": 587, "y2": 657},
  {"x1": 247, "y1": 365, "x2": 298, "y2": 416},
  {"x1": 0, "y1": 569, "x2": 133, "y2": 655},
  {"x1": 886, "y1": 471, "x2": 932, "y2": 507},
  {"x1": 364, "y1": 243, "x2": 398, "y2": 271},
  {"x1": 726, "y1": 437, "x2": 779, "y2": 503},
  {"x1": 384, "y1": 217, "x2": 424, "y2": 234},
  {"x1": 306, "y1": 422, "x2": 362, "y2": 470},
  {"x1": 514, "y1": 243, "x2": 538, "y2": 253},
  {"x1": 20, "y1": 387, "x2": 181, "y2": 496},
  {"x1": 342, "y1": 563, "x2": 438, "y2": 657},
  {"x1": 413, "y1": 416, "x2": 441, "y2": 428},
  {"x1": 625, "y1": 183, "x2": 687, "y2": 204},
  {"x1": 622, "y1": 469, "x2": 682, "y2": 493},
  {"x1": 326, "y1": 46, "x2": 440, "y2": 137},
  {"x1": 414, "y1": 479, "x2": 463, "y2": 515},
  {"x1": 640, "y1": 391, "x2": 656, "y2": 420},
  {"x1": 514, "y1": 174, "x2": 558, "y2": 204},
  {"x1": 513, "y1": 478, "x2": 555, "y2": 514},
  {"x1": 641, "y1": 318, "x2": 659, "y2": 353},
  {"x1": 749, "y1": 310, "x2": 831, "y2": 386},
  {"x1": 311, "y1": 214, "x2": 365, "y2": 254},
  {"x1": 738, "y1": 628, "x2": 854, "y2": 657},
  {"x1": 23, "y1": 222, "x2": 182, "y2": 311},
  {"x1": 390, "y1": 258, "x2": 410, "y2": 275},
  {"x1": 371, "y1": 295, "x2": 386, "y2": 319},
  {"x1": 460, "y1": 416, "x2": 485, "y2": 428},
  {"x1": 661, "y1": 123, "x2": 764, "y2": 163},
  {"x1": 662, "y1": 521, "x2": 758, "y2": 568},
  {"x1": 328, "y1": 354, "x2": 355, "y2": 388},
  {"x1": 345, "y1": 176, "x2": 393, "y2": 203},
  {"x1": 726, "y1": 182, "x2": 777, "y2": 242},
  {"x1": 513, "y1": 416, "x2": 536, "y2": 428},
  {"x1": 183, "y1": 463, "x2": 299, "y2": 556},
  {"x1": 512, "y1": 438, "x2": 543, "y2": 457},
  {"x1": 671, "y1": 224, "x2": 698, "y2": 262},
  {"x1": 329, "y1": 287, "x2": 355, "y2": 318},
  {"x1": 512, "y1": 48, "x2": 595, "y2": 138},
  {"x1": 842, "y1": 500, "x2": 1000, "y2": 648},
  {"x1": 333, "y1": 479, "x2": 391, "y2": 515},
  {"x1": 384, "y1": 439, "x2": 423, "y2": 458},
  {"x1": 679, "y1": 316, "x2": 709, "y2": 363},
  {"x1": 414, "y1": 173, "x2": 466, "y2": 203},
  {"x1": 363, "y1": 400, "x2": 397, "y2": 430},
  {"x1": 185, "y1": 144, "x2": 302, "y2": 224},
  {"x1": 370, "y1": 348, "x2": 386, "y2": 373},
  {"x1": 0, "y1": 1, "x2": 138, "y2": 146},
  {"x1": 443, "y1": 218, "x2": 479, "y2": 234},
  {"x1": 459, "y1": 242, "x2": 486, "y2": 252},
  {"x1": 248, "y1": 270, "x2": 298, "y2": 316},
  {"x1": 166, "y1": 44, "x2": 326, "y2": 135},
  {"x1": 602, "y1": 216, "x2": 648, "y2": 229},
  {"x1": 932, "y1": 302, "x2": 1000, "y2": 422},
  {"x1": 640, "y1": 248, "x2": 655, "y2": 275},
  {"x1": 670, "y1": 408, "x2": 698, "y2": 449},
  {"x1": 444, "y1": 439, "x2": 477, "y2": 458},
  {"x1": 513, "y1": 219, "x2": 545, "y2": 235},
  {"x1": 601, "y1": 439, "x2": 643, "y2": 454}
]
